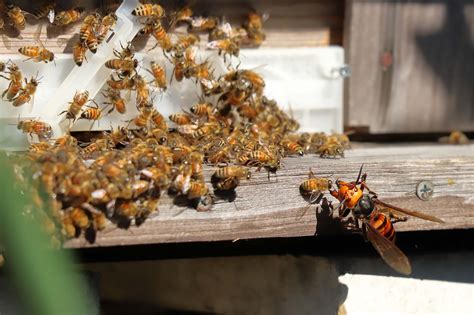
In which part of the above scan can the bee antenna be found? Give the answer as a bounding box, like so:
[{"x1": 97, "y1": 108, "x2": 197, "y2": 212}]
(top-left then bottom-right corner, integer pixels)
[{"x1": 356, "y1": 163, "x2": 364, "y2": 184}]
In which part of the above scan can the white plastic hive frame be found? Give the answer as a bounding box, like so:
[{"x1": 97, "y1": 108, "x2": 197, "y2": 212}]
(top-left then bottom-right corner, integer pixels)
[{"x1": 0, "y1": 0, "x2": 345, "y2": 150}]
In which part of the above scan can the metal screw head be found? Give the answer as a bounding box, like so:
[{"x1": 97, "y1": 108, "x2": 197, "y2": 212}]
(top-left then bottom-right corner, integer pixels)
[
  {"x1": 416, "y1": 181, "x2": 434, "y2": 201},
  {"x1": 338, "y1": 65, "x2": 352, "y2": 78}
]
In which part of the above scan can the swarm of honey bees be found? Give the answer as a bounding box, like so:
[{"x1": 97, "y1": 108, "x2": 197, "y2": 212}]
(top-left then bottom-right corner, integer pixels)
[{"x1": 1, "y1": 3, "x2": 353, "y2": 251}]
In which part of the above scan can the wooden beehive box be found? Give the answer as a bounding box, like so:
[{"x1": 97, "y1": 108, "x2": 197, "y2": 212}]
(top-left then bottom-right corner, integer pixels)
[{"x1": 0, "y1": 0, "x2": 472, "y2": 249}]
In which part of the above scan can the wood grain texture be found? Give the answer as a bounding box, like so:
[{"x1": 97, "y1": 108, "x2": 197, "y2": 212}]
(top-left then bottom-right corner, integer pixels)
[
  {"x1": 346, "y1": 0, "x2": 474, "y2": 133},
  {"x1": 0, "y1": 0, "x2": 343, "y2": 55},
  {"x1": 65, "y1": 143, "x2": 474, "y2": 248}
]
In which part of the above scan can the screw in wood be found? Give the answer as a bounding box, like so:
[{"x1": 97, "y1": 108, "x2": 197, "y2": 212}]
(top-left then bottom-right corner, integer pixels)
[{"x1": 416, "y1": 181, "x2": 434, "y2": 201}]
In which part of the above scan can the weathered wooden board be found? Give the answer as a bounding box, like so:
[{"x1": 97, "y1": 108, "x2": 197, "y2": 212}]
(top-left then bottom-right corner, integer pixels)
[
  {"x1": 345, "y1": 0, "x2": 474, "y2": 133},
  {"x1": 0, "y1": 0, "x2": 343, "y2": 55},
  {"x1": 65, "y1": 143, "x2": 474, "y2": 248}
]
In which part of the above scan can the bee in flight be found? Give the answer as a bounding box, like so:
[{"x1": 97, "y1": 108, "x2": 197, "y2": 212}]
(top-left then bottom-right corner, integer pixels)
[{"x1": 329, "y1": 165, "x2": 444, "y2": 275}]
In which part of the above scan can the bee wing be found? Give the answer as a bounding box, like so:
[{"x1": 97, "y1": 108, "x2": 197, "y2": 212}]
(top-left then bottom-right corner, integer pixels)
[
  {"x1": 364, "y1": 219, "x2": 412, "y2": 275},
  {"x1": 374, "y1": 199, "x2": 444, "y2": 223},
  {"x1": 207, "y1": 40, "x2": 221, "y2": 49}
]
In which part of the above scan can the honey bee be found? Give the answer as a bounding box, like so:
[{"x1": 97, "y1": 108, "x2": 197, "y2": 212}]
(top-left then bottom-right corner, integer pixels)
[
  {"x1": 54, "y1": 7, "x2": 84, "y2": 26},
  {"x1": 243, "y1": 12, "x2": 267, "y2": 46},
  {"x1": 12, "y1": 76, "x2": 40, "y2": 107},
  {"x1": 149, "y1": 20, "x2": 173, "y2": 52},
  {"x1": 2, "y1": 77, "x2": 22, "y2": 101},
  {"x1": 213, "y1": 165, "x2": 251, "y2": 180},
  {"x1": 7, "y1": 4, "x2": 26, "y2": 31},
  {"x1": 214, "y1": 176, "x2": 240, "y2": 191},
  {"x1": 169, "y1": 113, "x2": 193, "y2": 125},
  {"x1": 184, "y1": 61, "x2": 214, "y2": 82},
  {"x1": 135, "y1": 198, "x2": 159, "y2": 226},
  {"x1": 207, "y1": 30, "x2": 241, "y2": 60},
  {"x1": 59, "y1": 90, "x2": 90, "y2": 121},
  {"x1": 151, "y1": 108, "x2": 168, "y2": 130},
  {"x1": 190, "y1": 102, "x2": 212, "y2": 117},
  {"x1": 191, "y1": 122, "x2": 220, "y2": 139},
  {"x1": 439, "y1": 131, "x2": 470, "y2": 145},
  {"x1": 97, "y1": 13, "x2": 117, "y2": 45},
  {"x1": 33, "y1": 2, "x2": 56, "y2": 21},
  {"x1": 105, "y1": 58, "x2": 138, "y2": 78},
  {"x1": 68, "y1": 207, "x2": 90, "y2": 230},
  {"x1": 54, "y1": 134, "x2": 78, "y2": 147},
  {"x1": 17, "y1": 119, "x2": 53, "y2": 140},
  {"x1": 79, "y1": 13, "x2": 101, "y2": 43},
  {"x1": 107, "y1": 75, "x2": 135, "y2": 90},
  {"x1": 188, "y1": 16, "x2": 219, "y2": 33},
  {"x1": 329, "y1": 165, "x2": 444, "y2": 274},
  {"x1": 73, "y1": 41, "x2": 88, "y2": 66},
  {"x1": 174, "y1": 34, "x2": 200, "y2": 53},
  {"x1": 133, "y1": 107, "x2": 154, "y2": 128},
  {"x1": 146, "y1": 61, "x2": 167, "y2": 90},
  {"x1": 132, "y1": 4, "x2": 165, "y2": 18},
  {"x1": 297, "y1": 168, "x2": 333, "y2": 218},
  {"x1": 281, "y1": 139, "x2": 304, "y2": 156},
  {"x1": 239, "y1": 149, "x2": 281, "y2": 176},
  {"x1": 79, "y1": 105, "x2": 103, "y2": 124},
  {"x1": 170, "y1": 6, "x2": 193, "y2": 27},
  {"x1": 134, "y1": 75, "x2": 150, "y2": 108},
  {"x1": 102, "y1": 89, "x2": 126, "y2": 114},
  {"x1": 187, "y1": 180, "x2": 209, "y2": 200},
  {"x1": 317, "y1": 142, "x2": 345, "y2": 158},
  {"x1": 83, "y1": 138, "x2": 111, "y2": 156},
  {"x1": 18, "y1": 46, "x2": 55, "y2": 63},
  {"x1": 115, "y1": 199, "x2": 139, "y2": 219}
]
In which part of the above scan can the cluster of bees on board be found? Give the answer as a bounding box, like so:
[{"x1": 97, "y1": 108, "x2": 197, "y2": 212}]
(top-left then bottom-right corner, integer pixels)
[{"x1": 1, "y1": 2, "x2": 446, "y2": 274}]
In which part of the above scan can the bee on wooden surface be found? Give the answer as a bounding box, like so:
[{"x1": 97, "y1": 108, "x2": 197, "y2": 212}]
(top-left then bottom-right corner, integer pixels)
[
  {"x1": 439, "y1": 131, "x2": 470, "y2": 145},
  {"x1": 213, "y1": 165, "x2": 251, "y2": 180},
  {"x1": 59, "y1": 90, "x2": 90, "y2": 121},
  {"x1": 146, "y1": 61, "x2": 167, "y2": 91},
  {"x1": 18, "y1": 46, "x2": 55, "y2": 63},
  {"x1": 97, "y1": 13, "x2": 117, "y2": 45},
  {"x1": 73, "y1": 41, "x2": 88, "y2": 66},
  {"x1": 239, "y1": 149, "x2": 281, "y2": 178},
  {"x1": 281, "y1": 139, "x2": 304, "y2": 156},
  {"x1": 115, "y1": 199, "x2": 139, "y2": 221},
  {"x1": 214, "y1": 176, "x2": 240, "y2": 191},
  {"x1": 329, "y1": 165, "x2": 444, "y2": 275},
  {"x1": 132, "y1": 4, "x2": 165, "y2": 18},
  {"x1": 187, "y1": 180, "x2": 209, "y2": 199},
  {"x1": 17, "y1": 119, "x2": 52, "y2": 140},
  {"x1": 317, "y1": 141, "x2": 345, "y2": 158},
  {"x1": 105, "y1": 58, "x2": 138, "y2": 78},
  {"x1": 102, "y1": 89, "x2": 126, "y2": 114},
  {"x1": 7, "y1": 4, "x2": 26, "y2": 31},
  {"x1": 54, "y1": 7, "x2": 84, "y2": 26},
  {"x1": 12, "y1": 76, "x2": 40, "y2": 107},
  {"x1": 107, "y1": 75, "x2": 135, "y2": 90},
  {"x1": 135, "y1": 197, "x2": 159, "y2": 226},
  {"x1": 296, "y1": 168, "x2": 333, "y2": 218}
]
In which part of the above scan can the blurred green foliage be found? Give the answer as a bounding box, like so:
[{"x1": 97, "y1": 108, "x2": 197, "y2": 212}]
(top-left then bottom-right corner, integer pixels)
[{"x1": 0, "y1": 152, "x2": 92, "y2": 315}]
